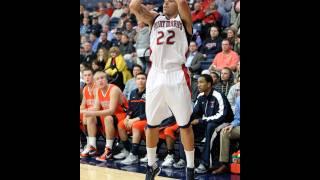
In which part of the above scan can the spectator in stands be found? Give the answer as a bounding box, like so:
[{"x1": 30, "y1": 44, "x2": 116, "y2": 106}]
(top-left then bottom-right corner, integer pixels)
[
  {"x1": 200, "y1": 26, "x2": 222, "y2": 61},
  {"x1": 192, "y1": 74, "x2": 233, "y2": 174},
  {"x1": 124, "y1": 0, "x2": 132, "y2": 6},
  {"x1": 226, "y1": 26, "x2": 237, "y2": 48},
  {"x1": 112, "y1": 30, "x2": 122, "y2": 47},
  {"x1": 123, "y1": 21, "x2": 137, "y2": 42},
  {"x1": 134, "y1": 21, "x2": 150, "y2": 72},
  {"x1": 80, "y1": 42, "x2": 97, "y2": 65},
  {"x1": 215, "y1": 67, "x2": 234, "y2": 96},
  {"x1": 92, "y1": 60, "x2": 103, "y2": 74},
  {"x1": 202, "y1": 2, "x2": 221, "y2": 36},
  {"x1": 215, "y1": 0, "x2": 233, "y2": 29},
  {"x1": 89, "y1": 32, "x2": 100, "y2": 53},
  {"x1": 96, "y1": 2, "x2": 105, "y2": 9},
  {"x1": 97, "y1": 32, "x2": 112, "y2": 51},
  {"x1": 96, "y1": 47, "x2": 109, "y2": 69},
  {"x1": 117, "y1": 13, "x2": 130, "y2": 30},
  {"x1": 234, "y1": 34, "x2": 240, "y2": 55},
  {"x1": 210, "y1": 70, "x2": 221, "y2": 85},
  {"x1": 111, "y1": 1, "x2": 124, "y2": 19},
  {"x1": 105, "y1": 2, "x2": 114, "y2": 17},
  {"x1": 80, "y1": 35, "x2": 89, "y2": 45},
  {"x1": 209, "y1": 39, "x2": 239, "y2": 72},
  {"x1": 227, "y1": 74, "x2": 239, "y2": 113},
  {"x1": 80, "y1": 46, "x2": 84, "y2": 56},
  {"x1": 230, "y1": 0, "x2": 240, "y2": 30},
  {"x1": 114, "y1": 73, "x2": 148, "y2": 165},
  {"x1": 212, "y1": 96, "x2": 240, "y2": 174},
  {"x1": 119, "y1": 34, "x2": 136, "y2": 70},
  {"x1": 199, "y1": 0, "x2": 213, "y2": 11},
  {"x1": 192, "y1": 2, "x2": 205, "y2": 24},
  {"x1": 101, "y1": 25, "x2": 114, "y2": 42},
  {"x1": 104, "y1": 46, "x2": 132, "y2": 91},
  {"x1": 97, "y1": 7, "x2": 110, "y2": 26},
  {"x1": 186, "y1": 41, "x2": 205, "y2": 102},
  {"x1": 123, "y1": 5, "x2": 137, "y2": 25},
  {"x1": 84, "y1": 10, "x2": 92, "y2": 22},
  {"x1": 123, "y1": 64, "x2": 143, "y2": 100},
  {"x1": 80, "y1": 4, "x2": 85, "y2": 24},
  {"x1": 233, "y1": 61, "x2": 240, "y2": 83},
  {"x1": 80, "y1": 17, "x2": 92, "y2": 36},
  {"x1": 91, "y1": 16, "x2": 102, "y2": 36}
]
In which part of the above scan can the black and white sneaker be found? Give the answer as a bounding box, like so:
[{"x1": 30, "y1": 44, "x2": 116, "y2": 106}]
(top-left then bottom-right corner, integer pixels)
[{"x1": 145, "y1": 163, "x2": 161, "y2": 180}]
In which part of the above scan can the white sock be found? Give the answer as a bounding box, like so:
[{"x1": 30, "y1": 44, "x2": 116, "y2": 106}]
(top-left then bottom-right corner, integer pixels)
[
  {"x1": 147, "y1": 147, "x2": 157, "y2": 166},
  {"x1": 106, "y1": 139, "x2": 114, "y2": 149},
  {"x1": 185, "y1": 149, "x2": 195, "y2": 168},
  {"x1": 88, "y1": 137, "x2": 96, "y2": 148},
  {"x1": 85, "y1": 136, "x2": 88, "y2": 146}
]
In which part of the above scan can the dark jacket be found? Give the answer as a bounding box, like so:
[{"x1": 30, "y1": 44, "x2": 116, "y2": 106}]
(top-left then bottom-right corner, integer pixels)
[
  {"x1": 127, "y1": 88, "x2": 146, "y2": 120},
  {"x1": 191, "y1": 88, "x2": 233, "y2": 124}
]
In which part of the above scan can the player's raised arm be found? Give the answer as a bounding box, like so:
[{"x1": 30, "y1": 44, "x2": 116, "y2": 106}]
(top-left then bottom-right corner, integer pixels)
[
  {"x1": 174, "y1": 0, "x2": 192, "y2": 35},
  {"x1": 129, "y1": 0, "x2": 158, "y2": 27}
]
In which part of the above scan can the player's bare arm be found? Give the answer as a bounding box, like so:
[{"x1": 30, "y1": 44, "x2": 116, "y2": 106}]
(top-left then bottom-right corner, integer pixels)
[
  {"x1": 82, "y1": 87, "x2": 120, "y2": 117},
  {"x1": 175, "y1": 0, "x2": 192, "y2": 35},
  {"x1": 80, "y1": 90, "x2": 86, "y2": 110},
  {"x1": 80, "y1": 88, "x2": 100, "y2": 114},
  {"x1": 129, "y1": 0, "x2": 158, "y2": 27}
]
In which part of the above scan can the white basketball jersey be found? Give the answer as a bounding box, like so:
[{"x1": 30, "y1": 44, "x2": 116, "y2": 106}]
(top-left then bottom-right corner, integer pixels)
[{"x1": 150, "y1": 14, "x2": 190, "y2": 70}]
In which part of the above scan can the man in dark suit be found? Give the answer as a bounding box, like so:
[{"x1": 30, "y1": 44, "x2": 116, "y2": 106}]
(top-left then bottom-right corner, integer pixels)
[{"x1": 185, "y1": 41, "x2": 205, "y2": 102}]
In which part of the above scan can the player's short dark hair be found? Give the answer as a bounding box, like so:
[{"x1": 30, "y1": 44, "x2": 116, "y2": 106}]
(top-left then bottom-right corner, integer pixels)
[
  {"x1": 83, "y1": 68, "x2": 93, "y2": 74},
  {"x1": 136, "y1": 72, "x2": 147, "y2": 79},
  {"x1": 199, "y1": 74, "x2": 213, "y2": 86}
]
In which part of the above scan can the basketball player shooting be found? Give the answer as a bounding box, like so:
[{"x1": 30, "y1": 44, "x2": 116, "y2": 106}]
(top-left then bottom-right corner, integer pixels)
[{"x1": 130, "y1": 0, "x2": 195, "y2": 179}]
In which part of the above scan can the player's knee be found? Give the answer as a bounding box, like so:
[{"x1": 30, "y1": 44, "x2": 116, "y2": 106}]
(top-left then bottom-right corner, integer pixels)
[
  {"x1": 86, "y1": 117, "x2": 97, "y2": 124},
  {"x1": 104, "y1": 116, "x2": 114, "y2": 124},
  {"x1": 132, "y1": 128, "x2": 142, "y2": 135}
]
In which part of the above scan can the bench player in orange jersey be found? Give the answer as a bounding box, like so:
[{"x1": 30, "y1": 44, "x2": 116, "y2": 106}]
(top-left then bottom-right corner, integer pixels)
[
  {"x1": 81, "y1": 71, "x2": 128, "y2": 162},
  {"x1": 80, "y1": 68, "x2": 99, "y2": 158},
  {"x1": 113, "y1": 73, "x2": 148, "y2": 165}
]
